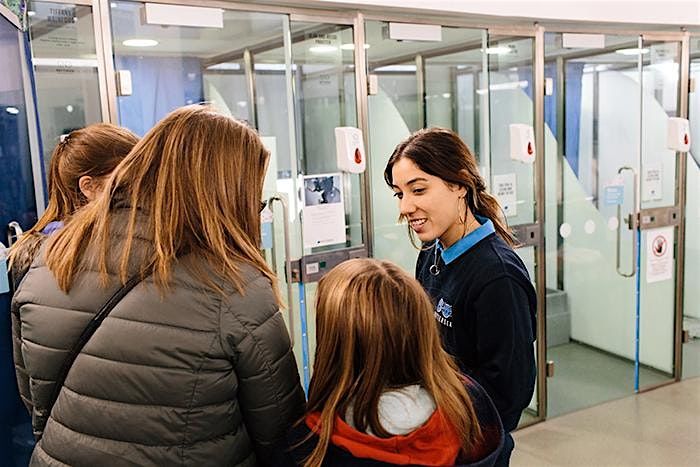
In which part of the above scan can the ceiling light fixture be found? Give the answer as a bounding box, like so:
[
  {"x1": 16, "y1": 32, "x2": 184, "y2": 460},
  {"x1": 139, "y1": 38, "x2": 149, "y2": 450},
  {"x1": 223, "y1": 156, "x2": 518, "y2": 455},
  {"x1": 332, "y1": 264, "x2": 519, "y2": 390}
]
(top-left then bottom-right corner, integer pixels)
[
  {"x1": 309, "y1": 44, "x2": 337, "y2": 54},
  {"x1": 122, "y1": 39, "x2": 158, "y2": 47},
  {"x1": 615, "y1": 48, "x2": 649, "y2": 56},
  {"x1": 482, "y1": 46, "x2": 512, "y2": 55},
  {"x1": 5, "y1": 107, "x2": 20, "y2": 115},
  {"x1": 339, "y1": 43, "x2": 370, "y2": 50}
]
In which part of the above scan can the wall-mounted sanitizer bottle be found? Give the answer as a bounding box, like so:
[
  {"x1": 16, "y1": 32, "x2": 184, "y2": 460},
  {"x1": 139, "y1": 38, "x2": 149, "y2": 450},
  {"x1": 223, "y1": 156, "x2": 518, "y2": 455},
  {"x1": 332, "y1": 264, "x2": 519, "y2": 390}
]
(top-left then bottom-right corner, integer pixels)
[{"x1": 335, "y1": 127, "x2": 366, "y2": 174}]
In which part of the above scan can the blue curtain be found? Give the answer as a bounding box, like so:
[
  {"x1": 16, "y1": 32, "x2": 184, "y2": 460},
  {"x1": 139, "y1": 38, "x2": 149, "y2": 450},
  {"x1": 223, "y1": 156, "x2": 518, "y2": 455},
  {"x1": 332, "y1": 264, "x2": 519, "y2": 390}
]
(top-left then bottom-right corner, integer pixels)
[
  {"x1": 0, "y1": 14, "x2": 37, "y2": 467},
  {"x1": 115, "y1": 56, "x2": 204, "y2": 136}
]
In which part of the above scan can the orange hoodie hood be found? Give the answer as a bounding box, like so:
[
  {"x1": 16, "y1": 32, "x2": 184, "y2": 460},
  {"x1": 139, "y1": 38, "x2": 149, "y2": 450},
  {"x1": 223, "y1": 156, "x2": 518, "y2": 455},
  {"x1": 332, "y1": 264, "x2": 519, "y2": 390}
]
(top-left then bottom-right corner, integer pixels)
[{"x1": 305, "y1": 409, "x2": 461, "y2": 466}]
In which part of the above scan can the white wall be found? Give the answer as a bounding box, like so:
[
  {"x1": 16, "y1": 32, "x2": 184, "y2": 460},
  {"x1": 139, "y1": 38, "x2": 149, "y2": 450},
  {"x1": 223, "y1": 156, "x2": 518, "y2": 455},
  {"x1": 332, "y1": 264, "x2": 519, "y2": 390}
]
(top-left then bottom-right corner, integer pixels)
[{"x1": 312, "y1": 0, "x2": 700, "y2": 26}]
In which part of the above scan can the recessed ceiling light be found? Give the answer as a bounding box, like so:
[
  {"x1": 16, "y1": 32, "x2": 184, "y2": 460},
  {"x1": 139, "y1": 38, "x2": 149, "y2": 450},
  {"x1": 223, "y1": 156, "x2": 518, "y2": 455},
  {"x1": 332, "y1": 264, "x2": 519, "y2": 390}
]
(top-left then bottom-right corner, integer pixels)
[
  {"x1": 66, "y1": 105, "x2": 74, "y2": 113},
  {"x1": 482, "y1": 46, "x2": 512, "y2": 55},
  {"x1": 123, "y1": 39, "x2": 158, "y2": 48},
  {"x1": 309, "y1": 44, "x2": 337, "y2": 54},
  {"x1": 5, "y1": 107, "x2": 20, "y2": 115},
  {"x1": 27, "y1": 11, "x2": 36, "y2": 17},
  {"x1": 340, "y1": 43, "x2": 370, "y2": 50},
  {"x1": 615, "y1": 48, "x2": 649, "y2": 56}
]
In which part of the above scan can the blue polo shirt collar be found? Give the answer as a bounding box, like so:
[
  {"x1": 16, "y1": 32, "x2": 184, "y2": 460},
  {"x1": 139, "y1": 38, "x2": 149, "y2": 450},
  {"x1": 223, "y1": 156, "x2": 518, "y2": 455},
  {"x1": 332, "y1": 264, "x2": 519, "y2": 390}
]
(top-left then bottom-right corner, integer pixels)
[{"x1": 436, "y1": 215, "x2": 495, "y2": 265}]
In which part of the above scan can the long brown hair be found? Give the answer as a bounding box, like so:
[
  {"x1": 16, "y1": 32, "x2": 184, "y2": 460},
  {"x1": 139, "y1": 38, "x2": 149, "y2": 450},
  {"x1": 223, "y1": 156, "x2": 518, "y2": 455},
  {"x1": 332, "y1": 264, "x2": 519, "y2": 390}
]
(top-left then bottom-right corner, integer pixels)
[
  {"x1": 384, "y1": 127, "x2": 515, "y2": 246},
  {"x1": 304, "y1": 258, "x2": 483, "y2": 467},
  {"x1": 9, "y1": 123, "x2": 138, "y2": 267},
  {"x1": 45, "y1": 105, "x2": 278, "y2": 299}
]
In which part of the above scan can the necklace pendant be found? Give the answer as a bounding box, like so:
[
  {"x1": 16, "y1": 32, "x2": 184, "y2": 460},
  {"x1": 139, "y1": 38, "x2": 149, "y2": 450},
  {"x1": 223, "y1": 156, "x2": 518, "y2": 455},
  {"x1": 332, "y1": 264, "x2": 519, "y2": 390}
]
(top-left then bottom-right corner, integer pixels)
[{"x1": 429, "y1": 264, "x2": 440, "y2": 276}]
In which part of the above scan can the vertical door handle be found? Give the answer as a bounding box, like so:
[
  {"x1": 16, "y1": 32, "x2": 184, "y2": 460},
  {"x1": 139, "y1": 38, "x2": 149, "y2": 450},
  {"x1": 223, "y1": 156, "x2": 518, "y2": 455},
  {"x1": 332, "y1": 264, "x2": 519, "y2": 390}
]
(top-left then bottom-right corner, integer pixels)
[
  {"x1": 615, "y1": 167, "x2": 638, "y2": 278},
  {"x1": 267, "y1": 195, "x2": 295, "y2": 346},
  {"x1": 7, "y1": 221, "x2": 23, "y2": 247}
]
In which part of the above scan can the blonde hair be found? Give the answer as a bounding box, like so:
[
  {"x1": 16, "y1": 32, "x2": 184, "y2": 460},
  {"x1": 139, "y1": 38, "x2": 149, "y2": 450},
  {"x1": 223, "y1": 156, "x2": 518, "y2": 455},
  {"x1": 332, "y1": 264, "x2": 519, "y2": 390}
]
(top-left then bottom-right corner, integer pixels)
[
  {"x1": 304, "y1": 258, "x2": 482, "y2": 466},
  {"x1": 9, "y1": 124, "x2": 138, "y2": 269},
  {"x1": 45, "y1": 105, "x2": 278, "y2": 299}
]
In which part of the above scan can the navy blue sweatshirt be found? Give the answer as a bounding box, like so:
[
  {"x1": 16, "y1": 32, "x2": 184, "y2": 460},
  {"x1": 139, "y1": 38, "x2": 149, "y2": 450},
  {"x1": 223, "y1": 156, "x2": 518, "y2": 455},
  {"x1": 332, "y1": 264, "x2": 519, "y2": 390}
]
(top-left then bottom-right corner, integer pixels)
[{"x1": 416, "y1": 217, "x2": 537, "y2": 432}]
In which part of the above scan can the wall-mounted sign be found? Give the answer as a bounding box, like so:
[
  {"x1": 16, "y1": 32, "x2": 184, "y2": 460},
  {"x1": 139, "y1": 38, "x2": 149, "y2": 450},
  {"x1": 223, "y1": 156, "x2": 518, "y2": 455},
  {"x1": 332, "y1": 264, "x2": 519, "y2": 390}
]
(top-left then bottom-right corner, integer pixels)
[
  {"x1": 604, "y1": 175, "x2": 625, "y2": 206},
  {"x1": 493, "y1": 173, "x2": 517, "y2": 217},
  {"x1": 642, "y1": 163, "x2": 663, "y2": 202},
  {"x1": 646, "y1": 226, "x2": 674, "y2": 284},
  {"x1": 302, "y1": 173, "x2": 346, "y2": 249}
]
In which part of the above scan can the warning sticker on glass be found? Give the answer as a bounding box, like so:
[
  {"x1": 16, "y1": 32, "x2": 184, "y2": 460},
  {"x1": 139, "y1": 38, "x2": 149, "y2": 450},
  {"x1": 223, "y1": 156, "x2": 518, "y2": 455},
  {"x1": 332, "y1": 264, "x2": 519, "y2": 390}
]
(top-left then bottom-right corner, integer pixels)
[
  {"x1": 493, "y1": 173, "x2": 517, "y2": 217},
  {"x1": 646, "y1": 226, "x2": 674, "y2": 284}
]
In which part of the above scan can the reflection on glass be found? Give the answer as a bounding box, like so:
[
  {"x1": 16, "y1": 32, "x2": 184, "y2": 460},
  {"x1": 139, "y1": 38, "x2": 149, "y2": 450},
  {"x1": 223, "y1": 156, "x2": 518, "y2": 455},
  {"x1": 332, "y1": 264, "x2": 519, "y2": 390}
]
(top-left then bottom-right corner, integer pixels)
[
  {"x1": 27, "y1": 1, "x2": 102, "y2": 174},
  {"x1": 682, "y1": 38, "x2": 700, "y2": 379},
  {"x1": 1, "y1": 14, "x2": 39, "y2": 238}
]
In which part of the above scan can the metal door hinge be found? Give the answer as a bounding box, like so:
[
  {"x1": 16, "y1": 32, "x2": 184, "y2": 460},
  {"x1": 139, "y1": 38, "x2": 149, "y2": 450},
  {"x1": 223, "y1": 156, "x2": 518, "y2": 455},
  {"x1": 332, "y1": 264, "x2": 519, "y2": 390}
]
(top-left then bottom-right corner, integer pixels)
[
  {"x1": 682, "y1": 330, "x2": 691, "y2": 344},
  {"x1": 546, "y1": 360, "x2": 555, "y2": 378}
]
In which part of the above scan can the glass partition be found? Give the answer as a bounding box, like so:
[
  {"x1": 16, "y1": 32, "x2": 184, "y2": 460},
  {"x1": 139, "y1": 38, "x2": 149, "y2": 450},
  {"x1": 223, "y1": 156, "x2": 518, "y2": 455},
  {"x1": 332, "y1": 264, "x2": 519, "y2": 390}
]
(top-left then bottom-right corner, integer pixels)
[
  {"x1": 683, "y1": 37, "x2": 700, "y2": 379},
  {"x1": 544, "y1": 32, "x2": 682, "y2": 417},
  {"x1": 27, "y1": 1, "x2": 102, "y2": 174},
  {"x1": 0, "y1": 12, "x2": 37, "y2": 465}
]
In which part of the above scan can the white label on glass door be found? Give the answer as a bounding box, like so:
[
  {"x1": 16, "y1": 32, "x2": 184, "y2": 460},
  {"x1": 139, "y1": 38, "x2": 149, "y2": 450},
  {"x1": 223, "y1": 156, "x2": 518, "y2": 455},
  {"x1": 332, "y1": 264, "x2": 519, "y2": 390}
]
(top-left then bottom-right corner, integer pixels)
[
  {"x1": 302, "y1": 173, "x2": 346, "y2": 249},
  {"x1": 642, "y1": 163, "x2": 663, "y2": 202},
  {"x1": 493, "y1": 173, "x2": 517, "y2": 217},
  {"x1": 646, "y1": 226, "x2": 674, "y2": 284}
]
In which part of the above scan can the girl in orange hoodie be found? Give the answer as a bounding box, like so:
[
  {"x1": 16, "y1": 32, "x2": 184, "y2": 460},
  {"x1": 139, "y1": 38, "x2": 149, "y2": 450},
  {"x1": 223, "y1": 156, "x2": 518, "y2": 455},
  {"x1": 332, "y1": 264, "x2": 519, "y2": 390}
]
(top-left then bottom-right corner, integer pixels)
[{"x1": 283, "y1": 258, "x2": 503, "y2": 467}]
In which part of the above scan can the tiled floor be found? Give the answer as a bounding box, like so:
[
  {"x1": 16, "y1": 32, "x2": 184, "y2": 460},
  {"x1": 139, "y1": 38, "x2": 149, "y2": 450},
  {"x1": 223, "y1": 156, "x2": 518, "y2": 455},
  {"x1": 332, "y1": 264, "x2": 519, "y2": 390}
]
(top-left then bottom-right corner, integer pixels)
[
  {"x1": 546, "y1": 342, "x2": 671, "y2": 418},
  {"x1": 512, "y1": 377, "x2": 700, "y2": 466}
]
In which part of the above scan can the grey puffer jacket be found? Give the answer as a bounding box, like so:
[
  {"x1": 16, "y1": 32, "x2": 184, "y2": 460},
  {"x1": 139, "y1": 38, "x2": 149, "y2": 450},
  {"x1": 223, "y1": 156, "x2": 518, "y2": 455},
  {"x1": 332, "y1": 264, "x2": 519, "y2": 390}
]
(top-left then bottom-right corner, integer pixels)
[{"x1": 11, "y1": 209, "x2": 305, "y2": 466}]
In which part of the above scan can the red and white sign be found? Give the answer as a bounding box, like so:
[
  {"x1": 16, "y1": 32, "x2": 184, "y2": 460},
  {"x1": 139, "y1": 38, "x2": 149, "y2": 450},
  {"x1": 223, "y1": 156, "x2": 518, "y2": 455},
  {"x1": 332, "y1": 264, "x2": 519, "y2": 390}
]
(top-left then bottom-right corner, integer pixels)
[{"x1": 646, "y1": 226, "x2": 674, "y2": 284}]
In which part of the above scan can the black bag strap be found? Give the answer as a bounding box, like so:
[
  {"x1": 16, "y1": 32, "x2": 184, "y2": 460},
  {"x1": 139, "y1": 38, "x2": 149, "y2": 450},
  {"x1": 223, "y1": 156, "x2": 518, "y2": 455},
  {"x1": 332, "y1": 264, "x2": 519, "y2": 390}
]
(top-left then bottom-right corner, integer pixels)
[{"x1": 46, "y1": 270, "x2": 150, "y2": 418}]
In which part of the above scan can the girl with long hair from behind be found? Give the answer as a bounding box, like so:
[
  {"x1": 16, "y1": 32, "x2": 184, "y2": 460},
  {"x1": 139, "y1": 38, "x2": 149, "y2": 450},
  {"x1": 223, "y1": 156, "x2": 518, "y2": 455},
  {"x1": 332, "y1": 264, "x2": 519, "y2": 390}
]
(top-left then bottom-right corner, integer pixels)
[
  {"x1": 12, "y1": 105, "x2": 304, "y2": 466},
  {"x1": 285, "y1": 258, "x2": 503, "y2": 467},
  {"x1": 8, "y1": 123, "x2": 138, "y2": 287}
]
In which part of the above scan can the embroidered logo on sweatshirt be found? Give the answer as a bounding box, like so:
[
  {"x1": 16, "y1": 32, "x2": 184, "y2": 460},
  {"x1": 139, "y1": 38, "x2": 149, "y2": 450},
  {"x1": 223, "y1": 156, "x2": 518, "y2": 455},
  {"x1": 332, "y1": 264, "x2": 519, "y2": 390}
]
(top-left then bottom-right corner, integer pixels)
[{"x1": 435, "y1": 298, "x2": 453, "y2": 328}]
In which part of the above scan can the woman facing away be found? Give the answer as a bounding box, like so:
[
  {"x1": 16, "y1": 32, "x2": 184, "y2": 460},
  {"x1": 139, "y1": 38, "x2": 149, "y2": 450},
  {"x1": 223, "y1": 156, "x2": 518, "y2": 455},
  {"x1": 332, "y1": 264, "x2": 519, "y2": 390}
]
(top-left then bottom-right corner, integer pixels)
[
  {"x1": 384, "y1": 128, "x2": 537, "y2": 466},
  {"x1": 12, "y1": 105, "x2": 305, "y2": 466},
  {"x1": 8, "y1": 123, "x2": 139, "y2": 288},
  {"x1": 284, "y1": 258, "x2": 504, "y2": 467}
]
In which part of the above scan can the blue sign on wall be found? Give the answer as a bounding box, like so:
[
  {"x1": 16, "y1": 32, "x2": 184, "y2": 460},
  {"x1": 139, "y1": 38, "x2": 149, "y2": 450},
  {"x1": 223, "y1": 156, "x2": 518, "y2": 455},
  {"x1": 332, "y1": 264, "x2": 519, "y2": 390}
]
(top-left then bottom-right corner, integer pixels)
[{"x1": 604, "y1": 184, "x2": 625, "y2": 206}]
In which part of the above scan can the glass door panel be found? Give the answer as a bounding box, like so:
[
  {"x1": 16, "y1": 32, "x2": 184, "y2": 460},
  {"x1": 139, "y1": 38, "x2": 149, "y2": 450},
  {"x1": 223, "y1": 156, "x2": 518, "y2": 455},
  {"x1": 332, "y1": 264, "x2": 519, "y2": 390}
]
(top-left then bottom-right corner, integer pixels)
[
  {"x1": 638, "y1": 39, "x2": 681, "y2": 389},
  {"x1": 280, "y1": 20, "x2": 360, "y2": 386},
  {"x1": 365, "y1": 22, "x2": 542, "y2": 424},
  {"x1": 486, "y1": 34, "x2": 536, "y2": 226},
  {"x1": 544, "y1": 33, "x2": 640, "y2": 417},
  {"x1": 27, "y1": 0, "x2": 102, "y2": 175},
  {"x1": 486, "y1": 32, "x2": 540, "y2": 426},
  {"x1": 365, "y1": 21, "x2": 487, "y2": 272},
  {"x1": 544, "y1": 32, "x2": 684, "y2": 417},
  {"x1": 682, "y1": 37, "x2": 700, "y2": 379}
]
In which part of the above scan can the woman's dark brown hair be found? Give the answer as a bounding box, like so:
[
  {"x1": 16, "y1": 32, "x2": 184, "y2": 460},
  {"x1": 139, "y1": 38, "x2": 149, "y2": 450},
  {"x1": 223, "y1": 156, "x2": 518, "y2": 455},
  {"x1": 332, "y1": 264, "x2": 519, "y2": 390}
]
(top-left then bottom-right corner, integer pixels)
[{"x1": 384, "y1": 127, "x2": 515, "y2": 246}]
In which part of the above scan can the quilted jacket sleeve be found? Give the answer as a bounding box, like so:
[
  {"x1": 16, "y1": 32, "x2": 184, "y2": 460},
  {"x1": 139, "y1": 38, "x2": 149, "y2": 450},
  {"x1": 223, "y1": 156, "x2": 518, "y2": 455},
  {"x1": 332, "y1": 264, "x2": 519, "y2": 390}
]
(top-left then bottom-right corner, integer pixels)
[
  {"x1": 219, "y1": 273, "x2": 306, "y2": 466},
  {"x1": 10, "y1": 303, "x2": 33, "y2": 415}
]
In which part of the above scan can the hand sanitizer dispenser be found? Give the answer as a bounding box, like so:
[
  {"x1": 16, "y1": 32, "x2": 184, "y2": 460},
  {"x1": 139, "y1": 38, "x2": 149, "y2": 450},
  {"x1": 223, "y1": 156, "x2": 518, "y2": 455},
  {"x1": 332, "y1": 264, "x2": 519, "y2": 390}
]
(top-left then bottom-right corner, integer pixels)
[
  {"x1": 335, "y1": 127, "x2": 366, "y2": 174},
  {"x1": 509, "y1": 124, "x2": 536, "y2": 163},
  {"x1": 667, "y1": 117, "x2": 691, "y2": 152}
]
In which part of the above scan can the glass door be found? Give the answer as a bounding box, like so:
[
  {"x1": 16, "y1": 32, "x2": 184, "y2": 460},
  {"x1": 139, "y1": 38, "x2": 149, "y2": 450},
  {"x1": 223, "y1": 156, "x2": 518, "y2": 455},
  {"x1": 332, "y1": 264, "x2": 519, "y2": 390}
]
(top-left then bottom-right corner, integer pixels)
[
  {"x1": 364, "y1": 21, "x2": 543, "y2": 425},
  {"x1": 683, "y1": 36, "x2": 700, "y2": 379},
  {"x1": 485, "y1": 30, "x2": 542, "y2": 426},
  {"x1": 26, "y1": 0, "x2": 103, "y2": 175},
  {"x1": 638, "y1": 37, "x2": 682, "y2": 389},
  {"x1": 544, "y1": 32, "x2": 684, "y2": 418}
]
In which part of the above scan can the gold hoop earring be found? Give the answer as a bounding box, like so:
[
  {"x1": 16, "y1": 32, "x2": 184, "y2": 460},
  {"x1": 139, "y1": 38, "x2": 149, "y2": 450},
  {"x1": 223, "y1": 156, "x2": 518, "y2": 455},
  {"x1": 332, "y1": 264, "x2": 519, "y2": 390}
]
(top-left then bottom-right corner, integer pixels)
[{"x1": 458, "y1": 196, "x2": 466, "y2": 224}]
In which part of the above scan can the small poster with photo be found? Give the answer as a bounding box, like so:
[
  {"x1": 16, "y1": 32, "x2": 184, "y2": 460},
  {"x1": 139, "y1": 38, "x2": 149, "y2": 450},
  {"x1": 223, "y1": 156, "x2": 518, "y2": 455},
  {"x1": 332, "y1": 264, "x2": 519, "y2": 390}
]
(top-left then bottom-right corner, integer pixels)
[{"x1": 302, "y1": 173, "x2": 346, "y2": 248}]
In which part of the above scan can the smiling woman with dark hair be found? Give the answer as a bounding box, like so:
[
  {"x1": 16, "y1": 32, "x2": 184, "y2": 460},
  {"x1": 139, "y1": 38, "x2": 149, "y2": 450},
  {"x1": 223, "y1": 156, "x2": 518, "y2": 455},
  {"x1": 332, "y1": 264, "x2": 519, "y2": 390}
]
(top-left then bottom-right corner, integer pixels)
[{"x1": 385, "y1": 128, "x2": 537, "y2": 466}]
